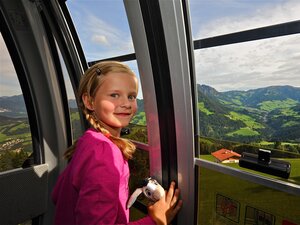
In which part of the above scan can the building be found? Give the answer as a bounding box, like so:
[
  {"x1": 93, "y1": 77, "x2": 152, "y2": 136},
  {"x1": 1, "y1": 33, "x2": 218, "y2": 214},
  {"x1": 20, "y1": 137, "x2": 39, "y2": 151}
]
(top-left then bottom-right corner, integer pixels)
[{"x1": 211, "y1": 149, "x2": 241, "y2": 163}]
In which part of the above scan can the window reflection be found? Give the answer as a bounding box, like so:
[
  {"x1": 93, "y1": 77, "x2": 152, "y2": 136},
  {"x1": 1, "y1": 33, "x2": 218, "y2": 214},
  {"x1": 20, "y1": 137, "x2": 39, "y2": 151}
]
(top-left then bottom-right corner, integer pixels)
[{"x1": 198, "y1": 167, "x2": 300, "y2": 225}]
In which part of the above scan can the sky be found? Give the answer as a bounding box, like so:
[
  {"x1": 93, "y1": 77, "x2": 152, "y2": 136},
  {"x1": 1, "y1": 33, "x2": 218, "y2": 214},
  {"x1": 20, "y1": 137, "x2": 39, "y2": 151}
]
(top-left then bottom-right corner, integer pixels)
[
  {"x1": 0, "y1": 0, "x2": 299, "y2": 97},
  {"x1": 190, "y1": 0, "x2": 300, "y2": 91}
]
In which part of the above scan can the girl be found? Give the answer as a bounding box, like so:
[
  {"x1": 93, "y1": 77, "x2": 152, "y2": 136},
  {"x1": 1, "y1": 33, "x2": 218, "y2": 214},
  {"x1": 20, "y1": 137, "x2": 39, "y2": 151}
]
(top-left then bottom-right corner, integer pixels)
[{"x1": 52, "y1": 61, "x2": 182, "y2": 225}]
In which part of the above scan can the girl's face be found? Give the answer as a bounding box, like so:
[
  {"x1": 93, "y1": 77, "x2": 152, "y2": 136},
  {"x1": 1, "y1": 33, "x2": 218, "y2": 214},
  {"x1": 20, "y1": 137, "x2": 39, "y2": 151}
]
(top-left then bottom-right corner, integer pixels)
[{"x1": 87, "y1": 72, "x2": 138, "y2": 136}]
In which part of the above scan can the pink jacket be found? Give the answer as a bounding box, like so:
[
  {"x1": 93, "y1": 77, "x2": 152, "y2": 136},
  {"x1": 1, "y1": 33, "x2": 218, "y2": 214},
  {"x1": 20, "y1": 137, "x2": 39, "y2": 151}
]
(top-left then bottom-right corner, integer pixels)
[{"x1": 52, "y1": 129, "x2": 156, "y2": 225}]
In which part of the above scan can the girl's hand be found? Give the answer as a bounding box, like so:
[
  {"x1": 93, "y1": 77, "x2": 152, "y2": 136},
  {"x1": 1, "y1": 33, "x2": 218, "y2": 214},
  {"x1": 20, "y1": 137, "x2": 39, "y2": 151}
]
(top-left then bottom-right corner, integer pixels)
[{"x1": 147, "y1": 181, "x2": 183, "y2": 225}]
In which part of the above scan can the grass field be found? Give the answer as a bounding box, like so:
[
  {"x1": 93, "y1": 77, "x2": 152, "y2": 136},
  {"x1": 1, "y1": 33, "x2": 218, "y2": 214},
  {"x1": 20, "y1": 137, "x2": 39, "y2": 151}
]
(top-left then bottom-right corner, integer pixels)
[
  {"x1": 198, "y1": 102, "x2": 214, "y2": 115},
  {"x1": 226, "y1": 127, "x2": 260, "y2": 137},
  {"x1": 258, "y1": 99, "x2": 298, "y2": 112},
  {"x1": 226, "y1": 111, "x2": 264, "y2": 129}
]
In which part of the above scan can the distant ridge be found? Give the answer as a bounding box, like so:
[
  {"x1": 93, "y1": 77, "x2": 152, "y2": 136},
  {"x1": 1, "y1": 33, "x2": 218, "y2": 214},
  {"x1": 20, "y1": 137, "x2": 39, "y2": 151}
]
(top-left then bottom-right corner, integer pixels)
[
  {"x1": 197, "y1": 84, "x2": 300, "y2": 142},
  {"x1": 1, "y1": 85, "x2": 299, "y2": 142}
]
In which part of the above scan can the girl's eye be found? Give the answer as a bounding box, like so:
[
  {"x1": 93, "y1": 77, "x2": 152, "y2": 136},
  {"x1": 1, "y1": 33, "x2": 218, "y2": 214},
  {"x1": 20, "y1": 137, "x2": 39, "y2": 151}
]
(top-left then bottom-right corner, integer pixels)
[
  {"x1": 110, "y1": 93, "x2": 119, "y2": 98},
  {"x1": 128, "y1": 95, "x2": 136, "y2": 100}
]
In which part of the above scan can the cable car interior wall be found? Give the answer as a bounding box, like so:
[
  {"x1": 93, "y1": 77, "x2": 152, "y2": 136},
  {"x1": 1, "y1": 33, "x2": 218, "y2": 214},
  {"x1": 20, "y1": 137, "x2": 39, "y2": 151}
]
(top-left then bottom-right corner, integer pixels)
[{"x1": 0, "y1": 0, "x2": 299, "y2": 224}]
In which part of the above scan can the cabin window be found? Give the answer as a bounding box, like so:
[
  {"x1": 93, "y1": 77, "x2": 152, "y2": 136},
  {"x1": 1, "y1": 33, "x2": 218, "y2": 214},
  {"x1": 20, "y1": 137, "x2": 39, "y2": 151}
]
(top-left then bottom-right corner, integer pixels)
[
  {"x1": 194, "y1": 37, "x2": 300, "y2": 181},
  {"x1": 190, "y1": 0, "x2": 300, "y2": 183},
  {"x1": 0, "y1": 33, "x2": 33, "y2": 172},
  {"x1": 189, "y1": 0, "x2": 300, "y2": 224},
  {"x1": 66, "y1": 0, "x2": 148, "y2": 144}
]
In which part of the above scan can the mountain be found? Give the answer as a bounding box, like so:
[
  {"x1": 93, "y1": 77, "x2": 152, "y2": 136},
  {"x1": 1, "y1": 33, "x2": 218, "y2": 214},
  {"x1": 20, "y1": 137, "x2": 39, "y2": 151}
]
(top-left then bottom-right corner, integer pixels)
[
  {"x1": 1, "y1": 85, "x2": 299, "y2": 142},
  {"x1": 197, "y1": 85, "x2": 300, "y2": 142},
  {"x1": 0, "y1": 95, "x2": 27, "y2": 118},
  {"x1": 0, "y1": 95, "x2": 80, "y2": 118},
  {"x1": 220, "y1": 85, "x2": 300, "y2": 107}
]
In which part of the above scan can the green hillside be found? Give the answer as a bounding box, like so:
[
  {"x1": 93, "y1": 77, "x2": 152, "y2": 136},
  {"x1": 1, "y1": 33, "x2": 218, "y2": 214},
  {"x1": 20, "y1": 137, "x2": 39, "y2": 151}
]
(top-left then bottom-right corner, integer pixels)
[{"x1": 197, "y1": 85, "x2": 300, "y2": 143}]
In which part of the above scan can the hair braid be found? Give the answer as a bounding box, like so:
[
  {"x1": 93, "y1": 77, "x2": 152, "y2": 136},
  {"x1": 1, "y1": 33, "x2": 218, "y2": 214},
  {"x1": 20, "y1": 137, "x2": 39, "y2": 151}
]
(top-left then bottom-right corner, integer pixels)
[
  {"x1": 64, "y1": 110, "x2": 136, "y2": 161},
  {"x1": 86, "y1": 110, "x2": 136, "y2": 160}
]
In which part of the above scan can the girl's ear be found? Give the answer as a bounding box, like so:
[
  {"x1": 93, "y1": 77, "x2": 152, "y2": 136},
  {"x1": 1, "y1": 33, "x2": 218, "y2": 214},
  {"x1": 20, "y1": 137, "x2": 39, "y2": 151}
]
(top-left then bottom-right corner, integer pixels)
[{"x1": 82, "y1": 93, "x2": 94, "y2": 111}]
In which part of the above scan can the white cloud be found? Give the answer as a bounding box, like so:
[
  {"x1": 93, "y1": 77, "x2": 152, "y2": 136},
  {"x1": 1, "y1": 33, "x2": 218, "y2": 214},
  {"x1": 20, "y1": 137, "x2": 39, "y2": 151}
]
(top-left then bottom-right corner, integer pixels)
[
  {"x1": 91, "y1": 34, "x2": 109, "y2": 46},
  {"x1": 192, "y1": 0, "x2": 300, "y2": 91},
  {"x1": 76, "y1": 11, "x2": 134, "y2": 61},
  {"x1": 195, "y1": 0, "x2": 300, "y2": 38}
]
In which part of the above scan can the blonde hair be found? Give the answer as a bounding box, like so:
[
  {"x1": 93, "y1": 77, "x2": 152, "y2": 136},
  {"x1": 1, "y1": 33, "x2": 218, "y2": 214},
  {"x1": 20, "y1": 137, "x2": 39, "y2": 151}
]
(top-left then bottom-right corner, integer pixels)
[{"x1": 64, "y1": 61, "x2": 137, "y2": 161}]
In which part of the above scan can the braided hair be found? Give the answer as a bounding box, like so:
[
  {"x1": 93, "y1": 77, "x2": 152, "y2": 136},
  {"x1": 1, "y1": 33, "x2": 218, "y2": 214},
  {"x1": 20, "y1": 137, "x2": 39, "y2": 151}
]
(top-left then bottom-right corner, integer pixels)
[{"x1": 64, "y1": 61, "x2": 136, "y2": 161}]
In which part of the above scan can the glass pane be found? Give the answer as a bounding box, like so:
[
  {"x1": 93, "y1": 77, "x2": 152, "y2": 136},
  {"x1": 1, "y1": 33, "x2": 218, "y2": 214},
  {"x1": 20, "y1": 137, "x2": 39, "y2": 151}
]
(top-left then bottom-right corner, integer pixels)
[
  {"x1": 66, "y1": 0, "x2": 134, "y2": 61},
  {"x1": 189, "y1": 0, "x2": 300, "y2": 39},
  {"x1": 197, "y1": 166, "x2": 300, "y2": 225},
  {"x1": 55, "y1": 38, "x2": 83, "y2": 141},
  {"x1": 122, "y1": 60, "x2": 147, "y2": 144},
  {"x1": 66, "y1": 1, "x2": 148, "y2": 144},
  {"x1": 0, "y1": 33, "x2": 33, "y2": 172},
  {"x1": 194, "y1": 35, "x2": 300, "y2": 184}
]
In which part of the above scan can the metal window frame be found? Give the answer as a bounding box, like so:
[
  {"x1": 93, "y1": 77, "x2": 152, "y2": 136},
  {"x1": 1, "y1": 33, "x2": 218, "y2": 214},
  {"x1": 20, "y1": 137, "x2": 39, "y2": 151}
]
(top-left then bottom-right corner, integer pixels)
[{"x1": 124, "y1": 1, "x2": 196, "y2": 224}]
